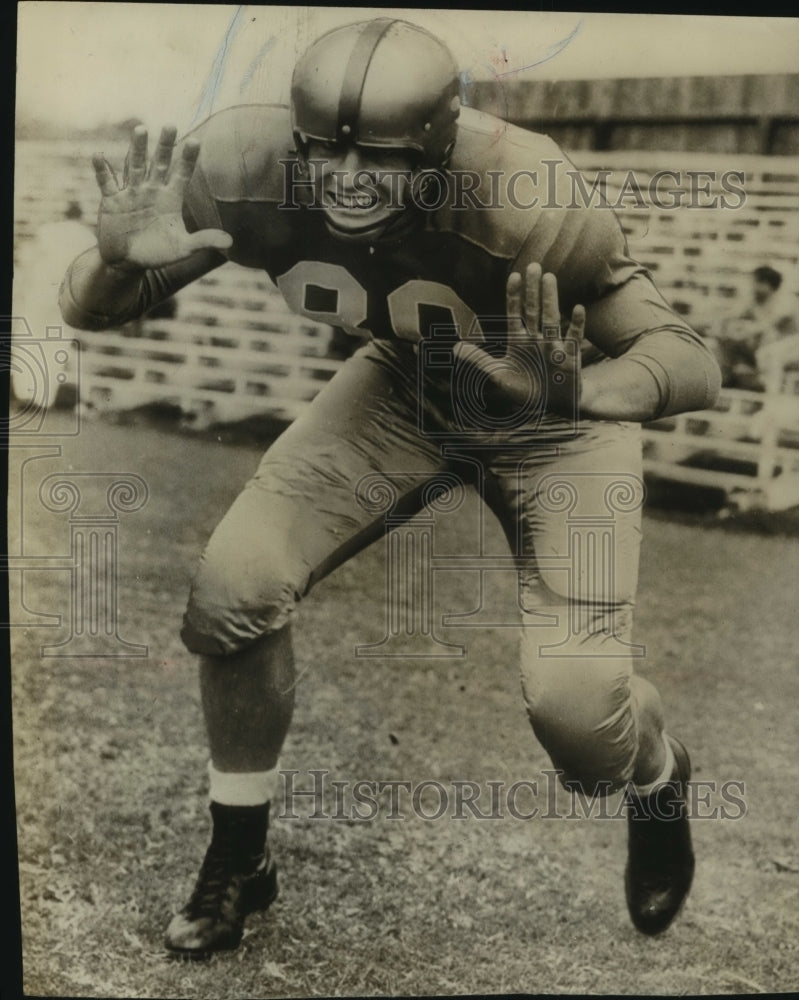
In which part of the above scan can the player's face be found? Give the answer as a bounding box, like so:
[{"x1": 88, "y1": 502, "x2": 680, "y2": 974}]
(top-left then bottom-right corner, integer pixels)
[{"x1": 307, "y1": 140, "x2": 417, "y2": 238}]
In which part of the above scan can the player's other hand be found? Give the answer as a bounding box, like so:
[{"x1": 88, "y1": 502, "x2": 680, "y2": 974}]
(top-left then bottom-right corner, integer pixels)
[
  {"x1": 452, "y1": 263, "x2": 584, "y2": 419},
  {"x1": 92, "y1": 124, "x2": 233, "y2": 271}
]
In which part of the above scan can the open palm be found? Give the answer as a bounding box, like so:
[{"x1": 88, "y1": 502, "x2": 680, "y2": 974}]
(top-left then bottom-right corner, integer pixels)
[
  {"x1": 93, "y1": 124, "x2": 232, "y2": 270},
  {"x1": 452, "y1": 263, "x2": 585, "y2": 420}
]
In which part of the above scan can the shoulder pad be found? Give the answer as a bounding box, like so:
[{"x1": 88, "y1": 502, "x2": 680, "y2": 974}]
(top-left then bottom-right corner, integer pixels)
[
  {"x1": 438, "y1": 107, "x2": 569, "y2": 258},
  {"x1": 185, "y1": 104, "x2": 296, "y2": 202}
]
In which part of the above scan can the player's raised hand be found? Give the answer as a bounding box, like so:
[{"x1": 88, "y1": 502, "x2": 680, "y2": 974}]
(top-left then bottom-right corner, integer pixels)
[
  {"x1": 452, "y1": 263, "x2": 584, "y2": 419},
  {"x1": 92, "y1": 124, "x2": 233, "y2": 270}
]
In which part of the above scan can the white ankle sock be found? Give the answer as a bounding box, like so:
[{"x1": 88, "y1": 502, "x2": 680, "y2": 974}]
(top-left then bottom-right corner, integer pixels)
[
  {"x1": 207, "y1": 762, "x2": 280, "y2": 806},
  {"x1": 632, "y1": 735, "x2": 675, "y2": 797}
]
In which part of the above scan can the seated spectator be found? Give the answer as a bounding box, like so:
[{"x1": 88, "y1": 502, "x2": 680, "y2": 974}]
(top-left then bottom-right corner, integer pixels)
[{"x1": 708, "y1": 266, "x2": 798, "y2": 391}]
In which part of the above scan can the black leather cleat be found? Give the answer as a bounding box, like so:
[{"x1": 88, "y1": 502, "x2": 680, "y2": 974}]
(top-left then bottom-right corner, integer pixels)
[
  {"x1": 624, "y1": 735, "x2": 695, "y2": 935},
  {"x1": 165, "y1": 846, "x2": 278, "y2": 959}
]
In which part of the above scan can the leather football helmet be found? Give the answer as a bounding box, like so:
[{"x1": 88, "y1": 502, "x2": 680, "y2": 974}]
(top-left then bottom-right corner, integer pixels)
[{"x1": 291, "y1": 18, "x2": 461, "y2": 169}]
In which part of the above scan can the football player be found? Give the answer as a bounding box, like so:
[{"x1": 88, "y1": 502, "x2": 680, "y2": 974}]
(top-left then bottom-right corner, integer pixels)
[{"x1": 60, "y1": 18, "x2": 721, "y2": 958}]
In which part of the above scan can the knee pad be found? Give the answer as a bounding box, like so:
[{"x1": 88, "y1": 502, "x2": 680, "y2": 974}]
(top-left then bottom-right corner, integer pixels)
[
  {"x1": 520, "y1": 620, "x2": 639, "y2": 792},
  {"x1": 181, "y1": 532, "x2": 305, "y2": 657}
]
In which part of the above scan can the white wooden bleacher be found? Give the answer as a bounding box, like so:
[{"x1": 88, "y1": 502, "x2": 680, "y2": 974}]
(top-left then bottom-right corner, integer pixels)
[{"x1": 574, "y1": 151, "x2": 799, "y2": 511}]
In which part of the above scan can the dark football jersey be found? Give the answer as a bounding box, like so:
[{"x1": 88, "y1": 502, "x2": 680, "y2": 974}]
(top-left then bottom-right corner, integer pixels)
[
  {"x1": 179, "y1": 104, "x2": 648, "y2": 348},
  {"x1": 64, "y1": 103, "x2": 720, "y2": 415}
]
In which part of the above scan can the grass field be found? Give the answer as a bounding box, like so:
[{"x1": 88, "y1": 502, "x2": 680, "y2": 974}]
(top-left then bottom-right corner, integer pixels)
[{"x1": 9, "y1": 408, "x2": 799, "y2": 997}]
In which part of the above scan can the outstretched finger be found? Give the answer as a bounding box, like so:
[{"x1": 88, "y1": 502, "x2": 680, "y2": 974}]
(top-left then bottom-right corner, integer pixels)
[
  {"x1": 506, "y1": 271, "x2": 524, "y2": 335},
  {"x1": 92, "y1": 154, "x2": 120, "y2": 196},
  {"x1": 566, "y1": 303, "x2": 586, "y2": 343},
  {"x1": 126, "y1": 125, "x2": 148, "y2": 186},
  {"x1": 168, "y1": 139, "x2": 201, "y2": 193},
  {"x1": 541, "y1": 272, "x2": 561, "y2": 338},
  {"x1": 523, "y1": 262, "x2": 542, "y2": 338},
  {"x1": 150, "y1": 125, "x2": 178, "y2": 184}
]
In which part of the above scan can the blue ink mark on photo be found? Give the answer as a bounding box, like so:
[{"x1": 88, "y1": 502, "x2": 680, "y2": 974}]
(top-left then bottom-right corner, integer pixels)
[
  {"x1": 191, "y1": 4, "x2": 247, "y2": 126},
  {"x1": 494, "y1": 20, "x2": 582, "y2": 79},
  {"x1": 240, "y1": 36, "x2": 277, "y2": 94}
]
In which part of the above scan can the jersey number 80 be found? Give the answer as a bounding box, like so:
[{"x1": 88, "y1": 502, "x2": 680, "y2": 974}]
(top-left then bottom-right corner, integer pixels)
[{"x1": 277, "y1": 260, "x2": 487, "y2": 343}]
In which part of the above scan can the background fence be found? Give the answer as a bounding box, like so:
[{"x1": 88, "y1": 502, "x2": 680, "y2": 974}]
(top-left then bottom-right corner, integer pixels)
[{"x1": 472, "y1": 73, "x2": 799, "y2": 155}]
